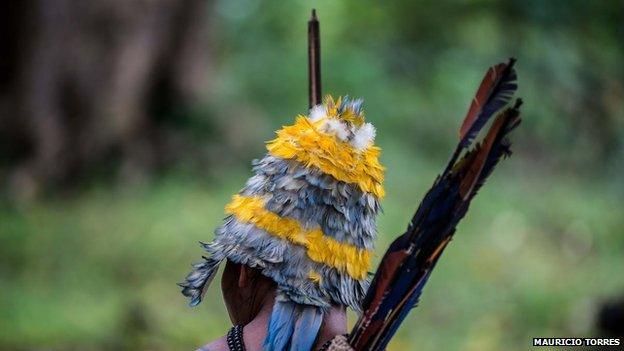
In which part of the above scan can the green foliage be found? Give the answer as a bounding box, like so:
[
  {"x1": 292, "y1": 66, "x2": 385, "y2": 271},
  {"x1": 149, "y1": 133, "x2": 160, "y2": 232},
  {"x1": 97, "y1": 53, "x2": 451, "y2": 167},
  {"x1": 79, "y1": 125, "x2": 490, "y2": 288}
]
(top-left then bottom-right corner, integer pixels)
[
  {"x1": 1, "y1": 164, "x2": 622, "y2": 350},
  {"x1": 206, "y1": 0, "x2": 623, "y2": 171}
]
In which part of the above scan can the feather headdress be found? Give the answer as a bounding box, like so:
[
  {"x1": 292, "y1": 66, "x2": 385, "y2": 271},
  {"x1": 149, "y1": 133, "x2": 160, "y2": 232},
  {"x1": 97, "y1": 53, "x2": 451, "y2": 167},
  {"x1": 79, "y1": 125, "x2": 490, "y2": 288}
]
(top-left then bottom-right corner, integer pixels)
[{"x1": 181, "y1": 95, "x2": 384, "y2": 350}]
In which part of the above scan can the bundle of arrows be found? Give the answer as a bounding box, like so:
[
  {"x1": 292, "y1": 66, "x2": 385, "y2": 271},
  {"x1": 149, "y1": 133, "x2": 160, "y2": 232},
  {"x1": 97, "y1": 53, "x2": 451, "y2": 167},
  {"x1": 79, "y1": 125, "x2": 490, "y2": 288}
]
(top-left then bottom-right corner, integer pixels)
[{"x1": 348, "y1": 58, "x2": 522, "y2": 351}]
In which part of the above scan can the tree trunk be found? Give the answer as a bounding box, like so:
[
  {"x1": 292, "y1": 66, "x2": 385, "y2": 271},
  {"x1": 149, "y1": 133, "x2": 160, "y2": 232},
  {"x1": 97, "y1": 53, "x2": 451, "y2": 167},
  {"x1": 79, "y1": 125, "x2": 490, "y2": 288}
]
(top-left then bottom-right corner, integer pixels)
[{"x1": 0, "y1": 0, "x2": 214, "y2": 200}]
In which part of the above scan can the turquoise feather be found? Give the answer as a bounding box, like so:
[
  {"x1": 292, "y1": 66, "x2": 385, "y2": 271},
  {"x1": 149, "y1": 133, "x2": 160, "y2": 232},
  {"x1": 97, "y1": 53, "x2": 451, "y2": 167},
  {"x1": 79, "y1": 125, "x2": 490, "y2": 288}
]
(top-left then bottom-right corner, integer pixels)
[
  {"x1": 290, "y1": 306, "x2": 323, "y2": 351},
  {"x1": 264, "y1": 299, "x2": 298, "y2": 351}
]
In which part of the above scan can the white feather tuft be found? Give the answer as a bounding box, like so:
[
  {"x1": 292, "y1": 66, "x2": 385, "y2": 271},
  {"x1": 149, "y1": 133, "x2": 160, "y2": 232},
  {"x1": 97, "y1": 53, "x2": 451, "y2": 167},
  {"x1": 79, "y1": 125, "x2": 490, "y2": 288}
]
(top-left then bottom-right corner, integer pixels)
[
  {"x1": 308, "y1": 105, "x2": 327, "y2": 122},
  {"x1": 323, "y1": 119, "x2": 350, "y2": 141},
  {"x1": 351, "y1": 123, "x2": 376, "y2": 150}
]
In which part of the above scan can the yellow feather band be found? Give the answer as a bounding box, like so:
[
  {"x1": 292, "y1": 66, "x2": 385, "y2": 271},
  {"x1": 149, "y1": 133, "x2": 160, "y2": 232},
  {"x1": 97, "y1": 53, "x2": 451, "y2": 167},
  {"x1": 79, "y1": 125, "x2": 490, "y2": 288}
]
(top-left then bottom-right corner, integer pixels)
[
  {"x1": 225, "y1": 194, "x2": 371, "y2": 280},
  {"x1": 266, "y1": 116, "x2": 385, "y2": 199}
]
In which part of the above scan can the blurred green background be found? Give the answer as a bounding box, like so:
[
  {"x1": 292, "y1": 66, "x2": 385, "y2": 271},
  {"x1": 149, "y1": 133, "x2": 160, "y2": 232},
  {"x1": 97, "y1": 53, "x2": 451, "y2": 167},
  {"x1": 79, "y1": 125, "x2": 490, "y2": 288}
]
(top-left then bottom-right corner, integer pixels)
[{"x1": 1, "y1": 1, "x2": 623, "y2": 350}]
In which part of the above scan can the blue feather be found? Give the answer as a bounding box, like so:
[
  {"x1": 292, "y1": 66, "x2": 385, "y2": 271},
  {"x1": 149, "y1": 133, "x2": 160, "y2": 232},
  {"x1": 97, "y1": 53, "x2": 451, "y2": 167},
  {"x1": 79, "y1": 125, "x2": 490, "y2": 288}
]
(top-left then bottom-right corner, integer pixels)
[
  {"x1": 290, "y1": 306, "x2": 323, "y2": 351},
  {"x1": 264, "y1": 299, "x2": 299, "y2": 351}
]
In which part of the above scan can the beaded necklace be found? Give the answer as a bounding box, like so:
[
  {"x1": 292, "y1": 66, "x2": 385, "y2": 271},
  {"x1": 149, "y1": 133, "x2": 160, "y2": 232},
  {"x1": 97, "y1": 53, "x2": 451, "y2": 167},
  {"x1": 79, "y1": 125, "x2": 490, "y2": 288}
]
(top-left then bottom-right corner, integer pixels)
[{"x1": 226, "y1": 325, "x2": 246, "y2": 351}]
